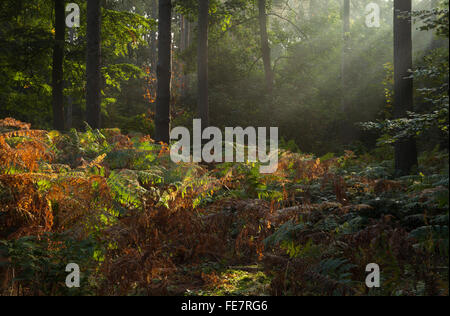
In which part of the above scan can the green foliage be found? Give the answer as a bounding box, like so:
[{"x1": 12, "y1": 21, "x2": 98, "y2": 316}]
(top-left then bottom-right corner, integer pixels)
[
  {"x1": 0, "y1": 0, "x2": 155, "y2": 130},
  {"x1": 315, "y1": 258, "x2": 356, "y2": 287},
  {"x1": 1, "y1": 0, "x2": 449, "y2": 297},
  {"x1": 361, "y1": 1, "x2": 449, "y2": 149},
  {"x1": 410, "y1": 225, "x2": 449, "y2": 256},
  {"x1": 107, "y1": 170, "x2": 148, "y2": 209},
  {"x1": 1, "y1": 121, "x2": 448, "y2": 296},
  {"x1": 264, "y1": 220, "x2": 305, "y2": 248},
  {"x1": 413, "y1": 0, "x2": 449, "y2": 37},
  {"x1": 0, "y1": 234, "x2": 98, "y2": 296}
]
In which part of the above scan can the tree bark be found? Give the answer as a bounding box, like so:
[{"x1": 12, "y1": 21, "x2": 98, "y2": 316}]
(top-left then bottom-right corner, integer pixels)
[
  {"x1": 155, "y1": 0, "x2": 172, "y2": 143},
  {"x1": 258, "y1": 0, "x2": 273, "y2": 96},
  {"x1": 341, "y1": 0, "x2": 350, "y2": 112},
  {"x1": 180, "y1": 15, "x2": 190, "y2": 98},
  {"x1": 86, "y1": 0, "x2": 102, "y2": 129},
  {"x1": 198, "y1": 0, "x2": 209, "y2": 127},
  {"x1": 150, "y1": 0, "x2": 158, "y2": 72},
  {"x1": 52, "y1": 0, "x2": 65, "y2": 131},
  {"x1": 394, "y1": 0, "x2": 418, "y2": 175},
  {"x1": 66, "y1": 27, "x2": 75, "y2": 130}
]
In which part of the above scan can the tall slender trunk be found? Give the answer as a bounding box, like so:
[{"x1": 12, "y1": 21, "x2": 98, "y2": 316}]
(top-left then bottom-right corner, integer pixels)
[
  {"x1": 180, "y1": 15, "x2": 186, "y2": 52},
  {"x1": 66, "y1": 27, "x2": 75, "y2": 130},
  {"x1": 258, "y1": 0, "x2": 273, "y2": 96},
  {"x1": 86, "y1": 0, "x2": 102, "y2": 129},
  {"x1": 180, "y1": 15, "x2": 191, "y2": 51},
  {"x1": 150, "y1": 0, "x2": 158, "y2": 72},
  {"x1": 155, "y1": 0, "x2": 172, "y2": 143},
  {"x1": 198, "y1": 0, "x2": 209, "y2": 127},
  {"x1": 394, "y1": 0, "x2": 418, "y2": 175},
  {"x1": 52, "y1": 0, "x2": 65, "y2": 131},
  {"x1": 180, "y1": 15, "x2": 189, "y2": 98},
  {"x1": 341, "y1": 0, "x2": 350, "y2": 111}
]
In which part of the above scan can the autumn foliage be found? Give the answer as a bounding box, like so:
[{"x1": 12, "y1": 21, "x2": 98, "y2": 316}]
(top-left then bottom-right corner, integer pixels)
[{"x1": 0, "y1": 118, "x2": 448, "y2": 296}]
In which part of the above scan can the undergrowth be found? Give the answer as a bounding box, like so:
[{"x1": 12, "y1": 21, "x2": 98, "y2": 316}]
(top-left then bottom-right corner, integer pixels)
[{"x1": 0, "y1": 118, "x2": 448, "y2": 296}]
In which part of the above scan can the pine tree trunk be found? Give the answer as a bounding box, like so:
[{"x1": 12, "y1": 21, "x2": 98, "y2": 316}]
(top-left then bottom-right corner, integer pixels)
[
  {"x1": 150, "y1": 0, "x2": 158, "y2": 72},
  {"x1": 86, "y1": 0, "x2": 102, "y2": 129},
  {"x1": 66, "y1": 28, "x2": 75, "y2": 130},
  {"x1": 52, "y1": 0, "x2": 65, "y2": 131},
  {"x1": 258, "y1": 0, "x2": 273, "y2": 96},
  {"x1": 341, "y1": 0, "x2": 350, "y2": 112},
  {"x1": 180, "y1": 15, "x2": 189, "y2": 98},
  {"x1": 198, "y1": 0, "x2": 209, "y2": 127},
  {"x1": 155, "y1": 0, "x2": 172, "y2": 143},
  {"x1": 394, "y1": 0, "x2": 418, "y2": 175}
]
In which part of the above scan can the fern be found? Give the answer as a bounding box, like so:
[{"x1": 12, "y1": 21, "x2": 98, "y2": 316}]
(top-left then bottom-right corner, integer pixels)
[
  {"x1": 410, "y1": 225, "x2": 449, "y2": 256},
  {"x1": 107, "y1": 170, "x2": 147, "y2": 209},
  {"x1": 264, "y1": 220, "x2": 306, "y2": 248}
]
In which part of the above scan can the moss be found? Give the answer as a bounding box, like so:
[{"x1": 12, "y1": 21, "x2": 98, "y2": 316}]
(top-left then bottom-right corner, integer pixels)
[{"x1": 191, "y1": 267, "x2": 271, "y2": 296}]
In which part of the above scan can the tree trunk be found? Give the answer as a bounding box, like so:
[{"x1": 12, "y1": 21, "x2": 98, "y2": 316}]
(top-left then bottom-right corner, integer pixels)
[
  {"x1": 341, "y1": 0, "x2": 350, "y2": 112},
  {"x1": 86, "y1": 0, "x2": 102, "y2": 129},
  {"x1": 394, "y1": 0, "x2": 418, "y2": 175},
  {"x1": 66, "y1": 27, "x2": 75, "y2": 130},
  {"x1": 258, "y1": 0, "x2": 273, "y2": 96},
  {"x1": 155, "y1": 0, "x2": 172, "y2": 143},
  {"x1": 52, "y1": 0, "x2": 65, "y2": 131},
  {"x1": 180, "y1": 15, "x2": 189, "y2": 98},
  {"x1": 150, "y1": 0, "x2": 158, "y2": 72},
  {"x1": 180, "y1": 15, "x2": 186, "y2": 52},
  {"x1": 198, "y1": 0, "x2": 209, "y2": 127}
]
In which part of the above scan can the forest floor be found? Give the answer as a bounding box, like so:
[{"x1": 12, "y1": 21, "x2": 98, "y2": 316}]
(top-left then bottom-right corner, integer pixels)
[{"x1": 0, "y1": 117, "x2": 448, "y2": 296}]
